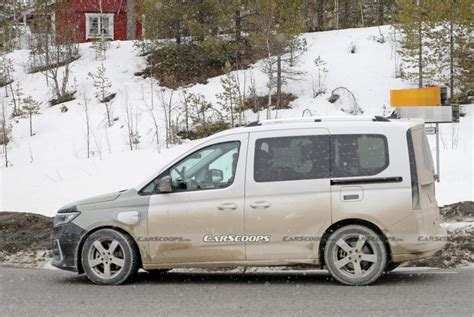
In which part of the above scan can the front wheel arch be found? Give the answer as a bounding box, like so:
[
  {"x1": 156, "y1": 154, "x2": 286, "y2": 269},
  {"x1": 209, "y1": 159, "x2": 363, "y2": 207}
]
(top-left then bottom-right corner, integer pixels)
[
  {"x1": 76, "y1": 226, "x2": 142, "y2": 274},
  {"x1": 318, "y1": 219, "x2": 392, "y2": 269}
]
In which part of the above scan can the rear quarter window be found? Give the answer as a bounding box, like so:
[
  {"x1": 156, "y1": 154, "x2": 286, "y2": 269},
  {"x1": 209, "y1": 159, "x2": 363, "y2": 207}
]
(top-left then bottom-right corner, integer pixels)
[{"x1": 331, "y1": 134, "x2": 389, "y2": 177}]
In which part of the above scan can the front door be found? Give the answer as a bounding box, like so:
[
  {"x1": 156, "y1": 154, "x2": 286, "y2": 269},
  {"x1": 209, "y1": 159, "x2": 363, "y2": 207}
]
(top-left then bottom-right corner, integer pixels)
[
  {"x1": 145, "y1": 133, "x2": 248, "y2": 265},
  {"x1": 244, "y1": 128, "x2": 332, "y2": 261}
]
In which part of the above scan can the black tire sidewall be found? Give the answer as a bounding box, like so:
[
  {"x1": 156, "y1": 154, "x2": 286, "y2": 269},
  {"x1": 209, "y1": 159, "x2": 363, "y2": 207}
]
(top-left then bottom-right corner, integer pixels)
[
  {"x1": 324, "y1": 225, "x2": 387, "y2": 286},
  {"x1": 81, "y1": 229, "x2": 138, "y2": 285}
]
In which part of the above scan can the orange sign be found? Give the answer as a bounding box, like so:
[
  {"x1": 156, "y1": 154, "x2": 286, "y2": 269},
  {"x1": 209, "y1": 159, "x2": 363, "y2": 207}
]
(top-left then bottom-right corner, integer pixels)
[{"x1": 390, "y1": 87, "x2": 442, "y2": 107}]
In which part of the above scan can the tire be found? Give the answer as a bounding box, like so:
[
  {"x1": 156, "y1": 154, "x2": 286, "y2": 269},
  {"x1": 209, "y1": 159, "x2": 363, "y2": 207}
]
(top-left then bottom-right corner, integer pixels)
[
  {"x1": 81, "y1": 229, "x2": 139, "y2": 285},
  {"x1": 324, "y1": 225, "x2": 387, "y2": 286},
  {"x1": 384, "y1": 262, "x2": 400, "y2": 273}
]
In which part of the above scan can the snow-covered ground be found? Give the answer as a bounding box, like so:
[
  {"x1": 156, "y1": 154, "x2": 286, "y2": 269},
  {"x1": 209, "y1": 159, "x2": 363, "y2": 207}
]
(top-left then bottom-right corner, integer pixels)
[{"x1": 0, "y1": 26, "x2": 472, "y2": 216}]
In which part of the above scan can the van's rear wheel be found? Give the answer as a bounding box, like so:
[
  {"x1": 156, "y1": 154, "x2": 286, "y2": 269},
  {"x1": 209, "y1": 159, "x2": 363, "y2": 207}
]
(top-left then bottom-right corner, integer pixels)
[
  {"x1": 81, "y1": 229, "x2": 139, "y2": 285},
  {"x1": 324, "y1": 225, "x2": 387, "y2": 286}
]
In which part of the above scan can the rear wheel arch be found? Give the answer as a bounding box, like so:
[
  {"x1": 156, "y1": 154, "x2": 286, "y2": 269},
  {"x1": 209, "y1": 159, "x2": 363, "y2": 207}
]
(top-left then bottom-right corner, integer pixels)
[
  {"x1": 318, "y1": 218, "x2": 392, "y2": 269},
  {"x1": 76, "y1": 226, "x2": 142, "y2": 274}
]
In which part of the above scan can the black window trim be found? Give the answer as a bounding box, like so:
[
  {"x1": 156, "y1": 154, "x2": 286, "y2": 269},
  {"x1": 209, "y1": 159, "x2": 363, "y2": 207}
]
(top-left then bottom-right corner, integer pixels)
[{"x1": 330, "y1": 177, "x2": 402, "y2": 186}]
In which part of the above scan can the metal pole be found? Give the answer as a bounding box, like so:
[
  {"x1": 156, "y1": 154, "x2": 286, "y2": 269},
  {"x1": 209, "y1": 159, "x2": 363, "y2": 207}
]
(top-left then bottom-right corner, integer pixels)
[{"x1": 435, "y1": 123, "x2": 440, "y2": 182}]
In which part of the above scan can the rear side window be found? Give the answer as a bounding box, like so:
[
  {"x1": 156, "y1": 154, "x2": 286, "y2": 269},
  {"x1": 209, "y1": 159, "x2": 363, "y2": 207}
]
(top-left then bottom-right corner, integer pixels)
[
  {"x1": 254, "y1": 135, "x2": 330, "y2": 182},
  {"x1": 331, "y1": 134, "x2": 389, "y2": 177}
]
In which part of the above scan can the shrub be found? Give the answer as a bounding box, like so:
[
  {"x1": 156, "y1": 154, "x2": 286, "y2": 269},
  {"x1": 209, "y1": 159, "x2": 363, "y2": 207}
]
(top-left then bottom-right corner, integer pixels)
[{"x1": 144, "y1": 39, "x2": 264, "y2": 88}]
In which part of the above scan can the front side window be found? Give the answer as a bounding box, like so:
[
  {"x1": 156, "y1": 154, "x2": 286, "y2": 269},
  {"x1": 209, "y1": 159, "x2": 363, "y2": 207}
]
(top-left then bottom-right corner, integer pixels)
[
  {"x1": 140, "y1": 141, "x2": 240, "y2": 195},
  {"x1": 254, "y1": 135, "x2": 330, "y2": 182},
  {"x1": 331, "y1": 134, "x2": 389, "y2": 177}
]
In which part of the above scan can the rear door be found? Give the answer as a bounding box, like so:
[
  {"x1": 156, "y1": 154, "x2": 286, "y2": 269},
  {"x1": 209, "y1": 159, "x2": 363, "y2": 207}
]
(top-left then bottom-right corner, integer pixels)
[
  {"x1": 329, "y1": 131, "x2": 413, "y2": 229},
  {"x1": 244, "y1": 128, "x2": 331, "y2": 261},
  {"x1": 408, "y1": 126, "x2": 440, "y2": 233}
]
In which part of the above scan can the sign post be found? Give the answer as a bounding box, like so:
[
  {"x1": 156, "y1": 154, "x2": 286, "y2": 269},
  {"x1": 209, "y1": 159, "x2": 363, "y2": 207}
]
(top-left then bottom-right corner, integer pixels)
[{"x1": 390, "y1": 87, "x2": 457, "y2": 182}]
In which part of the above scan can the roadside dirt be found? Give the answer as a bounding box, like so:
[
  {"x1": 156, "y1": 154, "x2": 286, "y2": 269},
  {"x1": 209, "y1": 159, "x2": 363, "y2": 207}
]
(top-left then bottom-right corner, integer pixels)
[
  {"x1": 440, "y1": 201, "x2": 474, "y2": 222},
  {"x1": 405, "y1": 201, "x2": 473, "y2": 268},
  {"x1": 0, "y1": 212, "x2": 53, "y2": 268},
  {"x1": 0, "y1": 212, "x2": 53, "y2": 253}
]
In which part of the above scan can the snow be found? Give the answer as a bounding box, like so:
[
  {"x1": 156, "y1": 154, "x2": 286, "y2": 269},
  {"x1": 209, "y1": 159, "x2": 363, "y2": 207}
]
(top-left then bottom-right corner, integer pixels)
[{"x1": 0, "y1": 26, "x2": 472, "y2": 216}]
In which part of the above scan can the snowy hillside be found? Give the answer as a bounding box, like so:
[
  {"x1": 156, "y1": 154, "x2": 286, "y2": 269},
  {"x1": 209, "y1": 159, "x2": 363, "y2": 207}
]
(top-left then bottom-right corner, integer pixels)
[{"x1": 0, "y1": 26, "x2": 472, "y2": 216}]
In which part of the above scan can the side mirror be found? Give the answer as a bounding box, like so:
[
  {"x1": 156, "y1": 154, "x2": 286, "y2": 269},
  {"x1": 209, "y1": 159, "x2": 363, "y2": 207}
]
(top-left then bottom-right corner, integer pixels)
[
  {"x1": 157, "y1": 176, "x2": 172, "y2": 193},
  {"x1": 208, "y1": 169, "x2": 224, "y2": 183}
]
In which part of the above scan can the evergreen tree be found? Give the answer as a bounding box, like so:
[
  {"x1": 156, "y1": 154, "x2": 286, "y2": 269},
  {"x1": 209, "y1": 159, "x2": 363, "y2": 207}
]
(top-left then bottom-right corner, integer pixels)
[
  {"x1": 396, "y1": 0, "x2": 472, "y2": 101},
  {"x1": 429, "y1": 0, "x2": 472, "y2": 101},
  {"x1": 91, "y1": 63, "x2": 114, "y2": 126},
  {"x1": 216, "y1": 61, "x2": 241, "y2": 127},
  {"x1": 396, "y1": 0, "x2": 437, "y2": 87},
  {"x1": 22, "y1": 96, "x2": 41, "y2": 137},
  {"x1": 12, "y1": 81, "x2": 23, "y2": 116},
  {"x1": 249, "y1": 0, "x2": 307, "y2": 110},
  {"x1": 140, "y1": 0, "x2": 223, "y2": 45}
]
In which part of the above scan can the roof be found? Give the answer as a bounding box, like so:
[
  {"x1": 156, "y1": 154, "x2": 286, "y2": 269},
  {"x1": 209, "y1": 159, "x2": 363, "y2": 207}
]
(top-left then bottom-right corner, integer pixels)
[{"x1": 207, "y1": 116, "x2": 424, "y2": 141}]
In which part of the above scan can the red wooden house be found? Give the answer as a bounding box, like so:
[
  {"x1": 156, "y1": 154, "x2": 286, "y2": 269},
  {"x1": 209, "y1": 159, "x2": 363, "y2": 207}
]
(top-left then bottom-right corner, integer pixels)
[{"x1": 52, "y1": 0, "x2": 143, "y2": 42}]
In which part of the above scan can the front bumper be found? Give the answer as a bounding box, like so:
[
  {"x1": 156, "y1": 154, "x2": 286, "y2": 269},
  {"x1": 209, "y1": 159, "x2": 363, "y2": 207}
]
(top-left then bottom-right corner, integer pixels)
[{"x1": 51, "y1": 222, "x2": 86, "y2": 272}]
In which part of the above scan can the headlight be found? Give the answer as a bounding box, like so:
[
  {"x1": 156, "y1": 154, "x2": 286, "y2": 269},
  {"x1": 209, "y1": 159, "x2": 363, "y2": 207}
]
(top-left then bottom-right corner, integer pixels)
[{"x1": 54, "y1": 212, "x2": 80, "y2": 226}]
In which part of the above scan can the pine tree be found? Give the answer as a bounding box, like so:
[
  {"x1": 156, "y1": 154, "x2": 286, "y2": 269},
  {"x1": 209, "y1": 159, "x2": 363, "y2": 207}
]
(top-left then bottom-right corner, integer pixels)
[
  {"x1": 396, "y1": 0, "x2": 472, "y2": 101},
  {"x1": 91, "y1": 63, "x2": 114, "y2": 126},
  {"x1": 216, "y1": 61, "x2": 241, "y2": 127},
  {"x1": 12, "y1": 81, "x2": 24, "y2": 116},
  {"x1": 431, "y1": 0, "x2": 473, "y2": 102},
  {"x1": 396, "y1": 0, "x2": 437, "y2": 87},
  {"x1": 22, "y1": 96, "x2": 41, "y2": 137},
  {"x1": 140, "y1": 0, "x2": 223, "y2": 45},
  {"x1": 249, "y1": 0, "x2": 308, "y2": 111}
]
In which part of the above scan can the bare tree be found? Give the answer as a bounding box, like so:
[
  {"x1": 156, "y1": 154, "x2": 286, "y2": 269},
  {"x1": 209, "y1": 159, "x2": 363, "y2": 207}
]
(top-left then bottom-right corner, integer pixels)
[
  {"x1": 1, "y1": 99, "x2": 9, "y2": 167},
  {"x1": 312, "y1": 56, "x2": 328, "y2": 98},
  {"x1": 157, "y1": 88, "x2": 175, "y2": 148},
  {"x1": 126, "y1": 0, "x2": 137, "y2": 40},
  {"x1": 144, "y1": 81, "x2": 161, "y2": 153},
  {"x1": 124, "y1": 91, "x2": 141, "y2": 151},
  {"x1": 0, "y1": 56, "x2": 14, "y2": 98},
  {"x1": 80, "y1": 95, "x2": 91, "y2": 159},
  {"x1": 28, "y1": 2, "x2": 79, "y2": 105},
  {"x1": 92, "y1": 132, "x2": 103, "y2": 160}
]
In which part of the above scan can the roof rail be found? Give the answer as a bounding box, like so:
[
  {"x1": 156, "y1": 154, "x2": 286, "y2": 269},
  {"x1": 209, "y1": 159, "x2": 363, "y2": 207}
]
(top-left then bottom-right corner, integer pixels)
[{"x1": 246, "y1": 116, "x2": 390, "y2": 127}]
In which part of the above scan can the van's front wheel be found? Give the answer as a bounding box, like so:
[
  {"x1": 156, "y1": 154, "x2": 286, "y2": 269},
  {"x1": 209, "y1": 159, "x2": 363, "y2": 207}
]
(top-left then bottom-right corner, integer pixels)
[
  {"x1": 324, "y1": 225, "x2": 387, "y2": 286},
  {"x1": 81, "y1": 229, "x2": 139, "y2": 285}
]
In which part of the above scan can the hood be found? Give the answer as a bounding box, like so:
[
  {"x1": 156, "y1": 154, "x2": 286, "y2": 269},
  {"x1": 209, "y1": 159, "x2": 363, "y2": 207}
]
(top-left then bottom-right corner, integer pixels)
[{"x1": 59, "y1": 191, "x2": 126, "y2": 211}]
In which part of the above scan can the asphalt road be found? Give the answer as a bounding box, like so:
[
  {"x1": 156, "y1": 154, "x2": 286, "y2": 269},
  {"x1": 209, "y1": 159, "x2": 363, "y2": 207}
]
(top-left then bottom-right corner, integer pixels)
[{"x1": 0, "y1": 267, "x2": 473, "y2": 316}]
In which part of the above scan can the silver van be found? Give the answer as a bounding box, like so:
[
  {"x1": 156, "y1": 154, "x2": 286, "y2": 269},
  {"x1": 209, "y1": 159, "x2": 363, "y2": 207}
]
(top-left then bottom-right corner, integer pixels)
[{"x1": 51, "y1": 116, "x2": 447, "y2": 285}]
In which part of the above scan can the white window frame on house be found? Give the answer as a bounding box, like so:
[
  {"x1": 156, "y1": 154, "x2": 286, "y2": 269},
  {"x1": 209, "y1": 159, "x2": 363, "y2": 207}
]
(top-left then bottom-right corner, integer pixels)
[{"x1": 85, "y1": 13, "x2": 114, "y2": 40}]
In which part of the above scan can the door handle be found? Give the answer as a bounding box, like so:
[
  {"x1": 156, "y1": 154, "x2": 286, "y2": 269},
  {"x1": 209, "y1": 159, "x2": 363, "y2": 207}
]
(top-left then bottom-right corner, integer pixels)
[
  {"x1": 217, "y1": 203, "x2": 238, "y2": 211},
  {"x1": 250, "y1": 201, "x2": 271, "y2": 209}
]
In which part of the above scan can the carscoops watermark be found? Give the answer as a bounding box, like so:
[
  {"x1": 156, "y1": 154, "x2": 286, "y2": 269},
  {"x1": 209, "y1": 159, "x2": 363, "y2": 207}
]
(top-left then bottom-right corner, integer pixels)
[
  {"x1": 282, "y1": 236, "x2": 404, "y2": 242},
  {"x1": 203, "y1": 234, "x2": 271, "y2": 243},
  {"x1": 137, "y1": 236, "x2": 190, "y2": 242},
  {"x1": 417, "y1": 235, "x2": 449, "y2": 242},
  {"x1": 283, "y1": 236, "x2": 321, "y2": 242}
]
